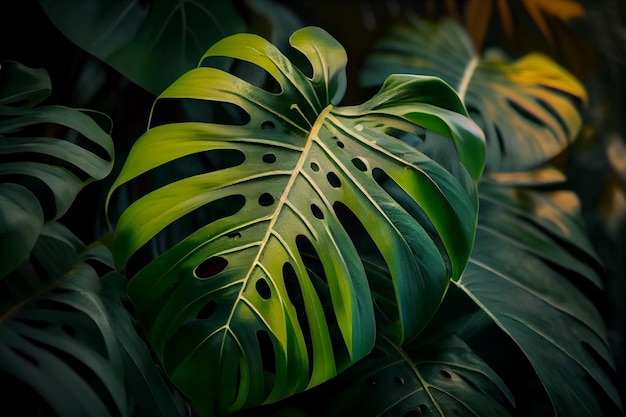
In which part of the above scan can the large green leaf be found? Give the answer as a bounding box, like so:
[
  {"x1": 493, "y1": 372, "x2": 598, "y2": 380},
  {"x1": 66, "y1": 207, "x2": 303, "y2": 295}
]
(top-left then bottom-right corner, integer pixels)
[
  {"x1": 455, "y1": 177, "x2": 624, "y2": 416},
  {"x1": 0, "y1": 61, "x2": 114, "y2": 279},
  {"x1": 360, "y1": 18, "x2": 587, "y2": 173},
  {"x1": 39, "y1": 0, "x2": 247, "y2": 95},
  {"x1": 107, "y1": 27, "x2": 485, "y2": 416}
]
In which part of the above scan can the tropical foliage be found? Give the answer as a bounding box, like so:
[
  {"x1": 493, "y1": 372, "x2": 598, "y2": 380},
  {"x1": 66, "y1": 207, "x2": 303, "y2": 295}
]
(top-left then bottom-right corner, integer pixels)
[{"x1": 1, "y1": 1, "x2": 624, "y2": 417}]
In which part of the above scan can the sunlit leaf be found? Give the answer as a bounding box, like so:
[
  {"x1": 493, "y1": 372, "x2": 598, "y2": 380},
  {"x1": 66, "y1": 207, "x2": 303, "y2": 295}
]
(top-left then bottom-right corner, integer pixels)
[{"x1": 107, "y1": 26, "x2": 485, "y2": 416}]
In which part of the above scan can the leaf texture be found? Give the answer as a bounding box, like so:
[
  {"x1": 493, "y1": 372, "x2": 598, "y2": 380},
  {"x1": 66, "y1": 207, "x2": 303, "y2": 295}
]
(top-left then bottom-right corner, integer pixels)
[{"x1": 107, "y1": 27, "x2": 485, "y2": 416}]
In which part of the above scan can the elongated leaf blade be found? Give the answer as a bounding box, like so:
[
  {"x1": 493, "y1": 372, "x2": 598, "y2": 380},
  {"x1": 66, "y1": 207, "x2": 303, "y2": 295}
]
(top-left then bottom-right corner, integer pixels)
[
  {"x1": 0, "y1": 61, "x2": 114, "y2": 280},
  {"x1": 107, "y1": 27, "x2": 484, "y2": 416},
  {"x1": 360, "y1": 18, "x2": 587, "y2": 172},
  {"x1": 455, "y1": 179, "x2": 623, "y2": 417}
]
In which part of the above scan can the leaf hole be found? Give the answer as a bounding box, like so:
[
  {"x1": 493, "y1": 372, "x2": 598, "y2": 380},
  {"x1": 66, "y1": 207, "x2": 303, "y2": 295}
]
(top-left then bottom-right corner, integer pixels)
[
  {"x1": 311, "y1": 203, "x2": 324, "y2": 219},
  {"x1": 151, "y1": 98, "x2": 251, "y2": 127},
  {"x1": 256, "y1": 278, "x2": 272, "y2": 300},
  {"x1": 337, "y1": 141, "x2": 345, "y2": 148},
  {"x1": 200, "y1": 56, "x2": 282, "y2": 94},
  {"x1": 295, "y1": 235, "x2": 351, "y2": 370},
  {"x1": 283, "y1": 262, "x2": 314, "y2": 380},
  {"x1": 371, "y1": 347, "x2": 386, "y2": 358},
  {"x1": 440, "y1": 369, "x2": 452, "y2": 379},
  {"x1": 10, "y1": 347, "x2": 38, "y2": 366},
  {"x1": 197, "y1": 300, "x2": 217, "y2": 319},
  {"x1": 394, "y1": 376, "x2": 405, "y2": 385},
  {"x1": 256, "y1": 330, "x2": 276, "y2": 375},
  {"x1": 195, "y1": 256, "x2": 228, "y2": 279},
  {"x1": 15, "y1": 318, "x2": 50, "y2": 329},
  {"x1": 258, "y1": 192, "x2": 275, "y2": 206},
  {"x1": 332, "y1": 201, "x2": 396, "y2": 322},
  {"x1": 123, "y1": 193, "x2": 245, "y2": 278},
  {"x1": 506, "y1": 98, "x2": 545, "y2": 127},
  {"x1": 495, "y1": 125, "x2": 506, "y2": 157},
  {"x1": 327, "y1": 172, "x2": 341, "y2": 188},
  {"x1": 262, "y1": 153, "x2": 276, "y2": 163},
  {"x1": 62, "y1": 324, "x2": 76, "y2": 336},
  {"x1": 261, "y1": 120, "x2": 275, "y2": 130},
  {"x1": 227, "y1": 231, "x2": 241, "y2": 239},
  {"x1": 352, "y1": 157, "x2": 367, "y2": 172},
  {"x1": 310, "y1": 162, "x2": 320, "y2": 172},
  {"x1": 36, "y1": 299, "x2": 77, "y2": 312}
]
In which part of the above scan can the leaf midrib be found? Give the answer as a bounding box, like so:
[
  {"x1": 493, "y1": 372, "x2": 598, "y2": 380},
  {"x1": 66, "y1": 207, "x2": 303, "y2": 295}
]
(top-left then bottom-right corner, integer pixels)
[{"x1": 216, "y1": 104, "x2": 335, "y2": 355}]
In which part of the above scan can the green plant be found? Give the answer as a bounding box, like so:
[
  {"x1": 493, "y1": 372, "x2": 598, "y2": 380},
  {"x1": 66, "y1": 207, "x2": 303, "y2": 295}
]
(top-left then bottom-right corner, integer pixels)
[{"x1": 1, "y1": 1, "x2": 624, "y2": 417}]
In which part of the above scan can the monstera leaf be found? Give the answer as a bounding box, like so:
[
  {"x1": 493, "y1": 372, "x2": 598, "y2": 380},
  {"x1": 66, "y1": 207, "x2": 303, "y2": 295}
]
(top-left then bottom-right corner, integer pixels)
[
  {"x1": 454, "y1": 176, "x2": 624, "y2": 417},
  {"x1": 39, "y1": 0, "x2": 246, "y2": 95},
  {"x1": 291, "y1": 333, "x2": 514, "y2": 417},
  {"x1": 360, "y1": 18, "x2": 587, "y2": 173},
  {"x1": 0, "y1": 60, "x2": 114, "y2": 279},
  {"x1": 0, "y1": 223, "x2": 126, "y2": 416},
  {"x1": 107, "y1": 26, "x2": 485, "y2": 416},
  {"x1": 0, "y1": 223, "x2": 186, "y2": 417}
]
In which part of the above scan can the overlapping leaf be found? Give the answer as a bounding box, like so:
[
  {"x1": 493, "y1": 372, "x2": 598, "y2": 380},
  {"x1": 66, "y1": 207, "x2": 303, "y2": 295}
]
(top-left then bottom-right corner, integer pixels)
[
  {"x1": 360, "y1": 18, "x2": 587, "y2": 173},
  {"x1": 107, "y1": 26, "x2": 485, "y2": 416},
  {"x1": 288, "y1": 333, "x2": 514, "y2": 417},
  {"x1": 39, "y1": 0, "x2": 246, "y2": 95},
  {"x1": 0, "y1": 223, "x2": 126, "y2": 416},
  {"x1": 0, "y1": 61, "x2": 114, "y2": 279},
  {"x1": 0, "y1": 223, "x2": 185, "y2": 417},
  {"x1": 455, "y1": 177, "x2": 624, "y2": 416}
]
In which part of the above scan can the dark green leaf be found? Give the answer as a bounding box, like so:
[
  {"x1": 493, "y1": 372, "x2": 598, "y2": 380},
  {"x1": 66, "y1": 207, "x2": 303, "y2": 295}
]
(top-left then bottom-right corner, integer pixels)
[
  {"x1": 39, "y1": 0, "x2": 247, "y2": 95},
  {"x1": 0, "y1": 60, "x2": 114, "y2": 279},
  {"x1": 297, "y1": 334, "x2": 513, "y2": 417},
  {"x1": 0, "y1": 223, "x2": 128, "y2": 417},
  {"x1": 455, "y1": 179, "x2": 623, "y2": 416}
]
